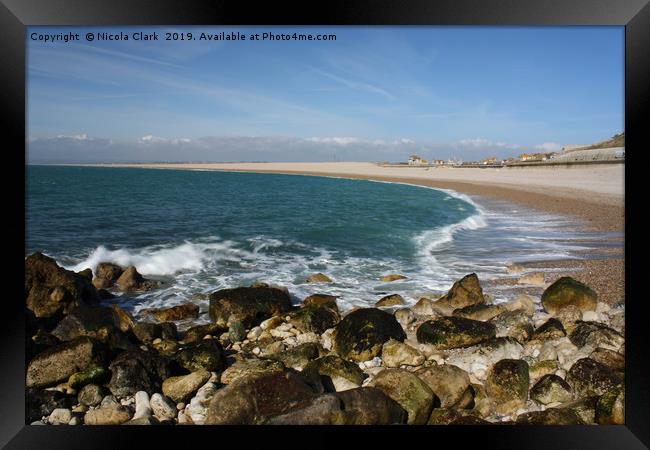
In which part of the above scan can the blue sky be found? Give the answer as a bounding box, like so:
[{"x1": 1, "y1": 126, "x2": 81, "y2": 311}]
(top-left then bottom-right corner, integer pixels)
[{"x1": 27, "y1": 26, "x2": 624, "y2": 162}]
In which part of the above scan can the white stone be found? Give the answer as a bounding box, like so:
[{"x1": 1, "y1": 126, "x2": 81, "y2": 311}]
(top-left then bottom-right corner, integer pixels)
[
  {"x1": 555, "y1": 369, "x2": 567, "y2": 378},
  {"x1": 231, "y1": 343, "x2": 241, "y2": 351},
  {"x1": 133, "y1": 391, "x2": 152, "y2": 419},
  {"x1": 150, "y1": 393, "x2": 176, "y2": 421},
  {"x1": 153, "y1": 338, "x2": 162, "y2": 345},
  {"x1": 247, "y1": 326, "x2": 263, "y2": 340},
  {"x1": 68, "y1": 416, "x2": 81, "y2": 426},
  {"x1": 320, "y1": 328, "x2": 336, "y2": 350},
  {"x1": 252, "y1": 347, "x2": 261, "y2": 355},
  {"x1": 296, "y1": 332, "x2": 319, "y2": 344},
  {"x1": 582, "y1": 311, "x2": 600, "y2": 322},
  {"x1": 177, "y1": 403, "x2": 185, "y2": 411},
  {"x1": 532, "y1": 349, "x2": 540, "y2": 358},
  {"x1": 185, "y1": 382, "x2": 218, "y2": 425},
  {"x1": 48, "y1": 408, "x2": 72, "y2": 425},
  {"x1": 539, "y1": 342, "x2": 558, "y2": 361}
]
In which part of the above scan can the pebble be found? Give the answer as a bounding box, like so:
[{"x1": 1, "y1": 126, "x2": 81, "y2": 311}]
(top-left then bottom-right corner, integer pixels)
[
  {"x1": 68, "y1": 416, "x2": 81, "y2": 426},
  {"x1": 133, "y1": 391, "x2": 152, "y2": 419},
  {"x1": 582, "y1": 311, "x2": 600, "y2": 322},
  {"x1": 150, "y1": 393, "x2": 177, "y2": 421},
  {"x1": 252, "y1": 347, "x2": 261, "y2": 355},
  {"x1": 296, "y1": 332, "x2": 319, "y2": 344},
  {"x1": 177, "y1": 403, "x2": 185, "y2": 411},
  {"x1": 153, "y1": 338, "x2": 162, "y2": 345},
  {"x1": 203, "y1": 334, "x2": 213, "y2": 340},
  {"x1": 48, "y1": 408, "x2": 72, "y2": 425},
  {"x1": 185, "y1": 382, "x2": 218, "y2": 424},
  {"x1": 539, "y1": 342, "x2": 558, "y2": 361},
  {"x1": 231, "y1": 344, "x2": 241, "y2": 351},
  {"x1": 247, "y1": 327, "x2": 263, "y2": 340}
]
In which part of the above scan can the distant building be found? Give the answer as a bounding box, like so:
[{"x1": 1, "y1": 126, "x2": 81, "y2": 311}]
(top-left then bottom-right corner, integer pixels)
[
  {"x1": 480, "y1": 156, "x2": 497, "y2": 165},
  {"x1": 431, "y1": 159, "x2": 446, "y2": 166},
  {"x1": 408, "y1": 154, "x2": 426, "y2": 165},
  {"x1": 519, "y1": 152, "x2": 556, "y2": 162}
]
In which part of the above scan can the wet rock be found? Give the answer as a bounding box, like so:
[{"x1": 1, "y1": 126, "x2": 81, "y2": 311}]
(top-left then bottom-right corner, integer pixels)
[
  {"x1": 368, "y1": 368, "x2": 438, "y2": 425},
  {"x1": 107, "y1": 349, "x2": 174, "y2": 397},
  {"x1": 489, "y1": 310, "x2": 534, "y2": 343},
  {"x1": 133, "y1": 321, "x2": 177, "y2": 344},
  {"x1": 152, "y1": 339, "x2": 179, "y2": 356},
  {"x1": 394, "y1": 308, "x2": 416, "y2": 330},
  {"x1": 174, "y1": 339, "x2": 226, "y2": 372},
  {"x1": 502, "y1": 294, "x2": 536, "y2": 317},
  {"x1": 517, "y1": 272, "x2": 545, "y2": 285},
  {"x1": 435, "y1": 273, "x2": 486, "y2": 309},
  {"x1": 534, "y1": 318, "x2": 566, "y2": 340},
  {"x1": 569, "y1": 321, "x2": 624, "y2": 351},
  {"x1": 208, "y1": 286, "x2": 293, "y2": 328},
  {"x1": 381, "y1": 339, "x2": 425, "y2": 367},
  {"x1": 415, "y1": 364, "x2": 472, "y2": 408},
  {"x1": 50, "y1": 306, "x2": 123, "y2": 343},
  {"x1": 162, "y1": 369, "x2": 211, "y2": 403},
  {"x1": 25, "y1": 252, "x2": 98, "y2": 319},
  {"x1": 227, "y1": 318, "x2": 247, "y2": 342},
  {"x1": 530, "y1": 374, "x2": 573, "y2": 405},
  {"x1": 68, "y1": 365, "x2": 107, "y2": 390},
  {"x1": 416, "y1": 317, "x2": 496, "y2": 349},
  {"x1": 541, "y1": 277, "x2": 597, "y2": 315},
  {"x1": 78, "y1": 383, "x2": 108, "y2": 407},
  {"x1": 288, "y1": 304, "x2": 340, "y2": 334},
  {"x1": 566, "y1": 358, "x2": 622, "y2": 397},
  {"x1": 84, "y1": 404, "x2": 133, "y2": 425},
  {"x1": 116, "y1": 266, "x2": 161, "y2": 292},
  {"x1": 589, "y1": 348, "x2": 624, "y2": 378},
  {"x1": 221, "y1": 358, "x2": 285, "y2": 385},
  {"x1": 452, "y1": 304, "x2": 506, "y2": 322},
  {"x1": 333, "y1": 308, "x2": 406, "y2": 362},
  {"x1": 375, "y1": 294, "x2": 405, "y2": 308},
  {"x1": 554, "y1": 305, "x2": 583, "y2": 330},
  {"x1": 92, "y1": 262, "x2": 124, "y2": 289},
  {"x1": 150, "y1": 393, "x2": 177, "y2": 421},
  {"x1": 302, "y1": 354, "x2": 365, "y2": 392},
  {"x1": 558, "y1": 397, "x2": 599, "y2": 424},
  {"x1": 268, "y1": 342, "x2": 323, "y2": 370},
  {"x1": 265, "y1": 394, "x2": 342, "y2": 425},
  {"x1": 412, "y1": 297, "x2": 437, "y2": 316},
  {"x1": 306, "y1": 273, "x2": 332, "y2": 283},
  {"x1": 334, "y1": 387, "x2": 407, "y2": 425},
  {"x1": 302, "y1": 294, "x2": 339, "y2": 310},
  {"x1": 141, "y1": 303, "x2": 200, "y2": 322},
  {"x1": 380, "y1": 274, "x2": 408, "y2": 282},
  {"x1": 485, "y1": 359, "x2": 529, "y2": 415},
  {"x1": 26, "y1": 336, "x2": 106, "y2": 388},
  {"x1": 26, "y1": 389, "x2": 75, "y2": 423},
  {"x1": 185, "y1": 382, "x2": 219, "y2": 424},
  {"x1": 515, "y1": 408, "x2": 584, "y2": 425},
  {"x1": 182, "y1": 322, "x2": 227, "y2": 344},
  {"x1": 595, "y1": 387, "x2": 624, "y2": 424},
  {"x1": 205, "y1": 371, "x2": 316, "y2": 424},
  {"x1": 444, "y1": 337, "x2": 524, "y2": 382}
]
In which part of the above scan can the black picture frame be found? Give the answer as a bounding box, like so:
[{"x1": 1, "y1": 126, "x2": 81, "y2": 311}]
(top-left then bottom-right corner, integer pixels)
[{"x1": 2, "y1": 0, "x2": 648, "y2": 448}]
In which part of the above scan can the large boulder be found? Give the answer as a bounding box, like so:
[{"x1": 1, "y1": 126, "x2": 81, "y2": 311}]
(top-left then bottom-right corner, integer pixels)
[
  {"x1": 302, "y1": 355, "x2": 365, "y2": 392},
  {"x1": 107, "y1": 349, "x2": 174, "y2": 397},
  {"x1": 333, "y1": 308, "x2": 406, "y2": 362},
  {"x1": 368, "y1": 369, "x2": 438, "y2": 425},
  {"x1": 25, "y1": 252, "x2": 98, "y2": 319},
  {"x1": 162, "y1": 369, "x2": 211, "y2": 403},
  {"x1": 530, "y1": 374, "x2": 574, "y2": 405},
  {"x1": 115, "y1": 266, "x2": 161, "y2": 292},
  {"x1": 208, "y1": 286, "x2": 293, "y2": 328},
  {"x1": 452, "y1": 304, "x2": 506, "y2": 322},
  {"x1": 204, "y1": 371, "x2": 317, "y2": 424},
  {"x1": 375, "y1": 294, "x2": 405, "y2": 308},
  {"x1": 595, "y1": 387, "x2": 625, "y2": 425},
  {"x1": 268, "y1": 342, "x2": 323, "y2": 370},
  {"x1": 132, "y1": 321, "x2": 177, "y2": 344},
  {"x1": 485, "y1": 359, "x2": 530, "y2": 415},
  {"x1": 569, "y1": 321, "x2": 624, "y2": 351},
  {"x1": 566, "y1": 358, "x2": 623, "y2": 397},
  {"x1": 174, "y1": 339, "x2": 226, "y2": 372},
  {"x1": 489, "y1": 310, "x2": 534, "y2": 343},
  {"x1": 515, "y1": 408, "x2": 584, "y2": 425},
  {"x1": 220, "y1": 358, "x2": 286, "y2": 385},
  {"x1": 50, "y1": 305, "x2": 134, "y2": 350},
  {"x1": 381, "y1": 339, "x2": 425, "y2": 368},
  {"x1": 265, "y1": 394, "x2": 343, "y2": 425},
  {"x1": 415, "y1": 364, "x2": 472, "y2": 408},
  {"x1": 334, "y1": 387, "x2": 407, "y2": 425},
  {"x1": 141, "y1": 303, "x2": 200, "y2": 322},
  {"x1": 182, "y1": 322, "x2": 227, "y2": 344},
  {"x1": 302, "y1": 294, "x2": 339, "y2": 310},
  {"x1": 416, "y1": 317, "x2": 496, "y2": 349},
  {"x1": 26, "y1": 336, "x2": 106, "y2": 388},
  {"x1": 589, "y1": 348, "x2": 625, "y2": 378},
  {"x1": 92, "y1": 262, "x2": 124, "y2": 289},
  {"x1": 306, "y1": 273, "x2": 332, "y2": 283},
  {"x1": 541, "y1": 277, "x2": 597, "y2": 315},
  {"x1": 435, "y1": 273, "x2": 486, "y2": 309},
  {"x1": 287, "y1": 304, "x2": 340, "y2": 334}
]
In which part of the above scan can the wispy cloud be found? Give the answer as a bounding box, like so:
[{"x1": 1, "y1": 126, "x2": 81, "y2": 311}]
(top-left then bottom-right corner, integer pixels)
[{"x1": 310, "y1": 67, "x2": 396, "y2": 101}]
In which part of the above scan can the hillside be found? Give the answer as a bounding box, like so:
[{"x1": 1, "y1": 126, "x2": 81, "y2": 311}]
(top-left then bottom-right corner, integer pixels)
[{"x1": 579, "y1": 132, "x2": 625, "y2": 151}]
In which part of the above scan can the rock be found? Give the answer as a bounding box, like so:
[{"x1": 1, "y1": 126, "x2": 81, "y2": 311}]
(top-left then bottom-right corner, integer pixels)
[
  {"x1": 333, "y1": 308, "x2": 406, "y2": 362},
  {"x1": 554, "y1": 305, "x2": 583, "y2": 330},
  {"x1": 394, "y1": 308, "x2": 415, "y2": 330},
  {"x1": 566, "y1": 358, "x2": 622, "y2": 397},
  {"x1": 265, "y1": 394, "x2": 343, "y2": 425},
  {"x1": 107, "y1": 349, "x2": 174, "y2": 397},
  {"x1": 380, "y1": 274, "x2": 408, "y2": 282},
  {"x1": 26, "y1": 336, "x2": 106, "y2": 388},
  {"x1": 108, "y1": 305, "x2": 137, "y2": 333},
  {"x1": 435, "y1": 273, "x2": 486, "y2": 309},
  {"x1": 50, "y1": 305, "x2": 125, "y2": 345},
  {"x1": 569, "y1": 321, "x2": 624, "y2": 351},
  {"x1": 152, "y1": 339, "x2": 179, "y2": 356},
  {"x1": 92, "y1": 262, "x2": 124, "y2": 289},
  {"x1": 595, "y1": 387, "x2": 624, "y2": 424},
  {"x1": 444, "y1": 337, "x2": 524, "y2": 382},
  {"x1": 589, "y1": 348, "x2": 624, "y2": 377},
  {"x1": 302, "y1": 294, "x2": 339, "y2": 310},
  {"x1": 485, "y1": 359, "x2": 529, "y2": 415},
  {"x1": 534, "y1": 318, "x2": 566, "y2": 340},
  {"x1": 517, "y1": 272, "x2": 545, "y2": 285},
  {"x1": 381, "y1": 339, "x2": 425, "y2": 367},
  {"x1": 185, "y1": 382, "x2": 219, "y2": 424},
  {"x1": 175, "y1": 339, "x2": 226, "y2": 373},
  {"x1": 415, "y1": 364, "x2": 472, "y2": 408},
  {"x1": 26, "y1": 389, "x2": 75, "y2": 423},
  {"x1": 228, "y1": 318, "x2": 247, "y2": 342},
  {"x1": 412, "y1": 297, "x2": 437, "y2": 316},
  {"x1": 559, "y1": 397, "x2": 598, "y2": 424},
  {"x1": 182, "y1": 322, "x2": 227, "y2": 344},
  {"x1": 141, "y1": 303, "x2": 200, "y2": 322},
  {"x1": 68, "y1": 365, "x2": 107, "y2": 390},
  {"x1": 133, "y1": 321, "x2": 177, "y2": 344},
  {"x1": 302, "y1": 354, "x2": 365, "y2": 392},
  {"x1": 530, "y1": 374, "x2": 573, "y2": 405},
  {"x1": 502, "y1": 294, "x2": 536, "y2": 316},
  {"x1": 150, "y1": 393, "x2": 176, "y2": 421},
  {"x1": 296, "y1": 332, "x2": 320, "y2": 345},
  {"x1": 84, "y1": 404, "x2": 133, "y2": 425},
  {"x1": 132, "y1": 391, "x2": 152, "y2": 419},
  {"x1": 306, "y1": 273, "x2": 332, "y2": 283},
  {"x1": 115, "y1": 266, "x2": 160, "y2": 292},
  {"x1": 269, "y1": 342, "x2": 322, "y2": 370},
  {"x1": 529, "y1": 360, "x2": 559, "y2": 381},
  {"x1": 288, "y1": 304, "x2": 340, "y2": 334},
  {"x1": 48, "y1": 408, "x2": 72, "y2": 425},
  {"x1": 208, "y1": 286, "x2": 293, "y2": 328},
  {"x1": 100, "y1": 395, "x2": 119, "y2": 407},
  {"x1": 416, "y1": 317, "x2": 496, "y2": 349},
  {"x1": 541, "y1": 277, "x2": 597, "y2": 315},
  {"x1": 78, "y1": 384, "x2": 107, "y2": 407},
  {"x1": 221, "y1": 358, "x2": 285, "y2": 385},
  {"x1": 162, "y1": 369, "x2": 211, "y2": 403},
  {"x1": 489, "y1": 310, "x2": 534, "y2": 342},
  {"x1": 516, "y1": 408, "x2": 584, "y2": 425},
  {"x1": 368, "y1": 368, "x2": 437, "y2": 425},
  {"x1": 124, "y1": 416, "x2": 159, "y2": 425},
  {"x1": 375, "y1": 294, "x2": 405, "y2": 307},
  {"x1": 452, "y1": 304, "x2": 506, "y2": 321},
  {"x1": 205, "y1": 371, "x2": 317, "y2": 424},
  {"x1": 25, "y1": 252, "x2": 98, "y2": 319}
]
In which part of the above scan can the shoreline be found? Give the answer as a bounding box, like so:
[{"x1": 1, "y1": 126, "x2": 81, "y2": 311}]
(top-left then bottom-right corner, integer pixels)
[{"x1": 70, "y1": 162, "x2": 625, "y2": 305}]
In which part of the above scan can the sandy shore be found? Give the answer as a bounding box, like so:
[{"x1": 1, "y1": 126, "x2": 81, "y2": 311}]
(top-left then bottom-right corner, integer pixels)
[{"x1": 86, "y1": 161, "x2": 626, "y2": 304}]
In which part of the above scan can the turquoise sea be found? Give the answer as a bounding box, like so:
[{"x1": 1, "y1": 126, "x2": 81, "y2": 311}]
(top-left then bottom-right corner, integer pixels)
[{"x1": 26, "y1": 166, "x2": 621, "y2": 318}]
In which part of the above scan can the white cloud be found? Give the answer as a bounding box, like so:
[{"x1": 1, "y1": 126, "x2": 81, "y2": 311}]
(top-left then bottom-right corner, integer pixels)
[
  {"x1": 139, "y1": 135, "x2": 191, "y2": 145},
  {"x1": 534, "y1": 142, "x2": 562, "y2": 152},
  {"x1": 305, "y1": 137, "x2": 361, "y2": 145}
]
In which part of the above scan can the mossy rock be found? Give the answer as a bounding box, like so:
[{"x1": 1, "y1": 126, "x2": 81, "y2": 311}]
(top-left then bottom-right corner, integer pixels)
[
  {"x1": 68, "y1": 365, "x2": 108, "y2": 390},
  {"x1": 569, "y1": 321, "x2": 624, "y2": 350},
  {"x1": 452, "y1": 304, "x2": 506, "y2": 322},
  {"x1": 208, "y1": 286, "x2": 293, "y2": 328},
  {"x1": 416, "y1": 316, "x2": 496, "y2": 349},
  {"x1": 485, "y1": 359, "x2": 529, "y2": 415},
  {"x1": 534, "y1": 318, "x2": 566, "y2": 340},
  {"x1": 375, "y1": 294, "x2": 405, "y2": 308},
  {"x1": 182, "y1": 322, "x2": 227, "y2": 344},
  {"x1": 436, "y1": 273, "x2": 486, "y2": 309},
  {"x1": 174, "y1": 339, "x2": 226, "y2": 372},
  {"x1": 595, "y1": 387, "x2": 624, "y2": 424},
  {"x1": 302, "y1": 354, "x2": 365, "y2": 392},
  {"x1": 288, "y1": 304, "x2": 340, "y2": 334},
  {"x1": 333, "y1": 387, "x2": 407, "y2": 425},
  {"x1": 516, "y1": 408, "x2": 584, "y2": 425},
  {"x1": 269, "y1": 342, "x2": 324, "y2": 370},
  {"x1": 541, "y1": 277, "x2": 597, "y2": 315},
  {"x1": 302, "y1": 294, "x2": 339, "y2": 311},
  {"x1": 530, "y1": 374, "x2": 573, "y2": 405},
  {"x1": 566, "y1": 358, "x2": 622, "y2": 397},
  {"x1": 333, "y1": 308, "x2": 406, "y2": 362}
]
